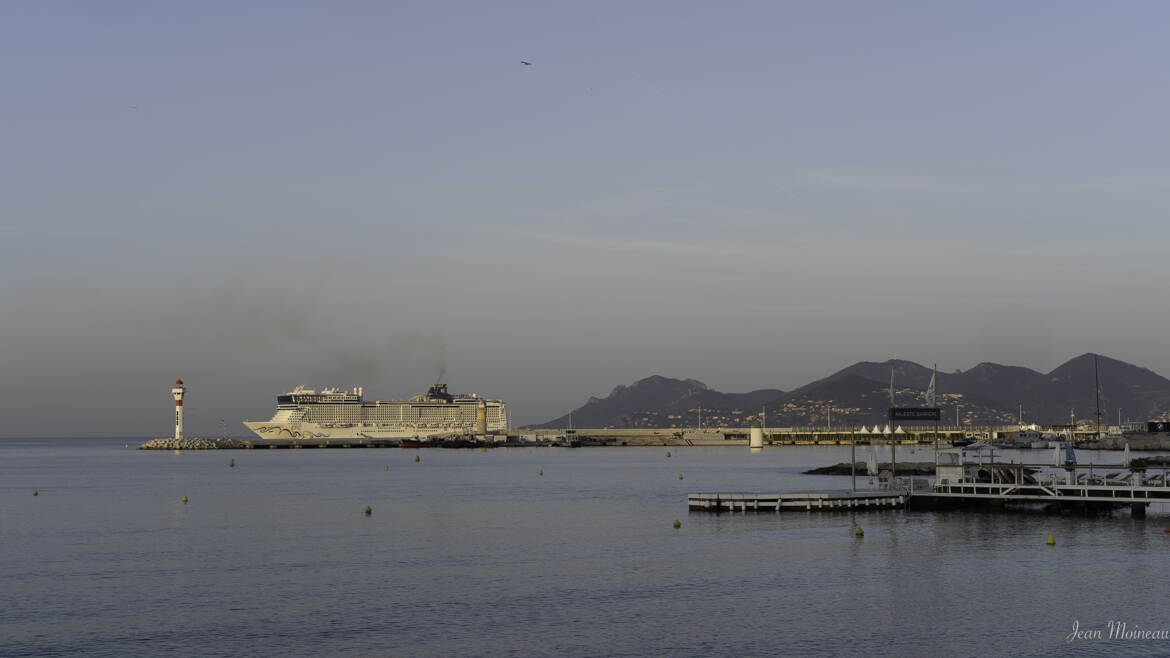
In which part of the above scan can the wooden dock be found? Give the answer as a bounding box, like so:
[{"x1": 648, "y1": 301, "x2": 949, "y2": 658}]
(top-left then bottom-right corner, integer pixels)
[
  {"x1": 688, "y1": 490, "x2": 907, "y2": 512},
  {"x1": 689, "y1": 479, "x2": 1170, "y2": 517}
]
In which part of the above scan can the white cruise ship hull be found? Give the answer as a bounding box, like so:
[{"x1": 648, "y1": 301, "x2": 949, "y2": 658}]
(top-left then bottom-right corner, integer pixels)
[
  {"x1": 243, "y1": 421, "x2": 477, "y2": 440},
  {"x1": 243, "y1": 384, "x2": 508, "y2": 440}
]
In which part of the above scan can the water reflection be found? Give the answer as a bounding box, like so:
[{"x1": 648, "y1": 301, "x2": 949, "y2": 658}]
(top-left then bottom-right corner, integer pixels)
[{"x1": 2, "y1": 439, "x2": 1169, "y2": 657}]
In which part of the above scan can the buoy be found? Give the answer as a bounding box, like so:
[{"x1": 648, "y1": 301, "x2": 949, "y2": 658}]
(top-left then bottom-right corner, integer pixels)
[
  {"x1": 385, "y1": 465, "x2": 389, "y2": 471},
  {"x1": 365, "y1": 506, "x2": 372, "y2": 516},
  {"x1": 229, "y1": 458, "x2": 235, "y2": 467},
  {"x1": 33, "y1": 490, "x2": 38, "y2": 496},
  {"x1": 679, "y1": 474, "x2": 684, "y2": 480},
  {"x1": 666, "y1": 451, "x2": 671, "y2": 458},
  {"x1": 673, "y1": 519, "x2": 681, "y2": 529},
  {"x1": 1046, "y1": 533, "x2": 1055, "y2": 546},
  {"x1": 415, "y1": 455, "x2": 420, "y2": 462},
  {"x1": 182, "y1": 495, "x2": 188, "y2": 504},
  {"x1": 855, "y1": 527, "x2": 864, "y2": 537},
  {"x1": 539, "y1": 470, "x2": 543, "y2": 476}
]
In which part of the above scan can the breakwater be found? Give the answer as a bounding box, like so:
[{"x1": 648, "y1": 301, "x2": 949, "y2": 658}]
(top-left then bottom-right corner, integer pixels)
[
  {"x1": 803, "y1": 461, "x2": 941, "y2": 476},
  {"x1": 138, "y1": 437, "x2": 249, "y2": 450}
]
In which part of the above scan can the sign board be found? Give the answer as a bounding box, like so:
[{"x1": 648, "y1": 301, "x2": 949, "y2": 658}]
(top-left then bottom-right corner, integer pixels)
[
  {"x1": 1149, "y1": 421, "x2": 1169, "y2": 433},
  {"x1": 889, "y1": 407, "x2": 941, "y2": 422}
]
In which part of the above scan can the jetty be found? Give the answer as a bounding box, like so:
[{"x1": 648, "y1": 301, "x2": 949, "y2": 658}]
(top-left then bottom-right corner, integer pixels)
[
  {"x1": 689, "y1": 446, "x2": 1170, "y2": 519},
  {"x1": 688, "y1": 490, "x2": 907, "y2": 512}
]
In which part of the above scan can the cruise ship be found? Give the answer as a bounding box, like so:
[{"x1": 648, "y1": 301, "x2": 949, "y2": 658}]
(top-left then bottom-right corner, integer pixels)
[{"x1": 243, "y1": 384, "x2": 508, "y2": 440}]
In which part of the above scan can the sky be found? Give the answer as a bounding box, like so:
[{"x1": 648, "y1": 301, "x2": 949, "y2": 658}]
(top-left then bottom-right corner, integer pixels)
[{"x1": 4, "y1": 1, "x2": 1170, "y2": 436}]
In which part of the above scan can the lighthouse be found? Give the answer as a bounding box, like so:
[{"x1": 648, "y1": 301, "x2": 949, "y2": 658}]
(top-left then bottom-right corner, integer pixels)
[{"x1": 171, "y1": 379, "x2": 186, "y2": 441}]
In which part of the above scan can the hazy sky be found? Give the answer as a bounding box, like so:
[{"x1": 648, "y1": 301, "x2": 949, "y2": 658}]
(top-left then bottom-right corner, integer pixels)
[{"x1": 5, "y1": 2, "x2": 1170, "y2": 436}]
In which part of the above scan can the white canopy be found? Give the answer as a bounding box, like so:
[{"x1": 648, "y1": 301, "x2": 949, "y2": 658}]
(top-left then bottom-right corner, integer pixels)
[
  {"x1": 858, "y1": 426, "x2": 869, "y2": 434},
  {"x1": 882, "y1": 425, "x2": 892, "y2": 435},
  {"x1": 894, "y1": 426, "x2": 905, "y2": 434}
]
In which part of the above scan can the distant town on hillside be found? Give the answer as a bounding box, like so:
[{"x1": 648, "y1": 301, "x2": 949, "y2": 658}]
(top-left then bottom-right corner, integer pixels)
[{"x1": 531, "y1": 354, "x2": 1170, "y2": 430}]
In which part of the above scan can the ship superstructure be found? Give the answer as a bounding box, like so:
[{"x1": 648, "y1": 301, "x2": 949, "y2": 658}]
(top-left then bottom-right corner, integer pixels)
[{"x1": 243, "y1": 384, "x2": 508, "y2": 439}]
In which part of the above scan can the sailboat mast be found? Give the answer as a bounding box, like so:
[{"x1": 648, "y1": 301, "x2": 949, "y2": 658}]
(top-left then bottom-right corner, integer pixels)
[
  {"x1": 888, "y1": 360, "x2": 895, "y2": 486},
  {"x1": 1094, "y1": 355, "x2": 1103, "y2": 439}
]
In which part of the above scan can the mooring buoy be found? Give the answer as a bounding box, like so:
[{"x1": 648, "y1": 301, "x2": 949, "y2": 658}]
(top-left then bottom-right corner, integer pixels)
[
  {"x1": 855, "y1": 527, "x2": 864, "y2": 537},
  {"x1": 673, "y1": 519, "x2": 681, "y2": 529},
  {"x1": 1046, "y1": 533, "x2": 1055, "y2": 546},
  {"x1": 182, "y1": 495, "x2": 188, "y2": 504},
  {"x1": 679, "y1": 474, "x2": 683, "y2": 480},
  {"x1": 415, "y1": 455, "x2": 420, "y2": 462},
  {"x1": 365, "y1": 506, "x2": 372, "y2": 516},
  {"x1": 539, "y1": 470, "x2": 543, "y2": 476},
  {"x1": 33, "y1": 490, "x2": 38, "y2": 497},
  {"x1": 666, "y1": 451, "x2": 671, "y2": 458},
  {"x1": 229, "y1": 458, "x2": 235, "y2": 467},
  {"x1": 385, "y1": 465, "x2": 389, "y2": 471}
]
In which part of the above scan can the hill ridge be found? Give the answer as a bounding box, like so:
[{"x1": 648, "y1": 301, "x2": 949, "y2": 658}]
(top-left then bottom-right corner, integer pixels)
[{"x1": 530, "y1": 354, "x2": 1170, "y2": 429}]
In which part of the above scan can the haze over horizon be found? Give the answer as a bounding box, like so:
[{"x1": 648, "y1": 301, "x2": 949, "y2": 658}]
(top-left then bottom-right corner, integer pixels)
[{"x1": 5, "y1": 2, "x2": 1170, "y2": 436}]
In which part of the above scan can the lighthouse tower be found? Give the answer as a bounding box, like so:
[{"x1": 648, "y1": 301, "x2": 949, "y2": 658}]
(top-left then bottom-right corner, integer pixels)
[{"x1": 171, "y1": 379, "x2": 186, "y2": 441}]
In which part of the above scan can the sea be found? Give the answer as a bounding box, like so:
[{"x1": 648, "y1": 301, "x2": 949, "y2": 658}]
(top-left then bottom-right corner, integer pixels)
[{"x1": 3, "y1": 438, "x2": 1169, "y2": 657}]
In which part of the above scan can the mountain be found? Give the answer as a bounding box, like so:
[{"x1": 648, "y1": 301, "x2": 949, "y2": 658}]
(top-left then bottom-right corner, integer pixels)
[
  {"x1": 793, "y1": 359, "x2": 937, "y2": 394},
  {"x1": 948, "y1": 363, "x2": 1046, "y2": 409},
  {"x1": 1022, "y1": 354, "x2": 1170, "y2": 426},
  {"x1": 531, "y1": 375, "x2": 782, "y2": 429},
  {"x1": 530, "y1": 354, "x2": 1170, "y2": 428}
]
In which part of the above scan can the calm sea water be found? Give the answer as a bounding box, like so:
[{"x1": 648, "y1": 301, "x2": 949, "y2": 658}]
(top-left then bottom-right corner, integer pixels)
[{"x1": 2, "y1": 439, "x2": 1169, "y2": 657}]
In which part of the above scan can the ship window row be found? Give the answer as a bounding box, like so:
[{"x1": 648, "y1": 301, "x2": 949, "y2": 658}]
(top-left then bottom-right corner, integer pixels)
[{"x1": 296, "y1": 403, "x2": 506, "y2": 425}]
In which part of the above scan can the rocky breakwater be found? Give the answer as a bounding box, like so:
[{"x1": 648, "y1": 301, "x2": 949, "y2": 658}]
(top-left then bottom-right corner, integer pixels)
[
  {"x1": 138, "y1": 438, "x2": 248, "y2": 450},
  {"x1": 804, "y1": 462, "x2": 939, "y2": 476},
  {"x1": 1078, "y1": 435, "x2": 1170, "y2": 450},
  {"x1": 804, "y1": 461, "x2": 1040, "y2": 476}
]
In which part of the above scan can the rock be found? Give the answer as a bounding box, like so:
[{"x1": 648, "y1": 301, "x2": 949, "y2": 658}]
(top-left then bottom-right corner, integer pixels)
[
  {"x1": 138, "y1": 437, "x2": 246, "y2": 450},
  {"x1": 1130, "y1": 456, "x2": 1170, "y2": 468},
  {"x1": 804, "y1": 461, "x2": 938, "y2": 476}
]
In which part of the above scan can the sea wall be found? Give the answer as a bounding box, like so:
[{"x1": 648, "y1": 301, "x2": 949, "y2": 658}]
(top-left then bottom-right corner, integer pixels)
[{"x1": 1078, "y1": 435, "x2": 1170, "y2": 451}]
